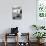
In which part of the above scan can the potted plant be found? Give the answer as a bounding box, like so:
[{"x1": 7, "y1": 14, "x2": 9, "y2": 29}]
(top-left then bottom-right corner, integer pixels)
[{"x1": 33, "y1": 32, "x2": 46, "y2": 43}]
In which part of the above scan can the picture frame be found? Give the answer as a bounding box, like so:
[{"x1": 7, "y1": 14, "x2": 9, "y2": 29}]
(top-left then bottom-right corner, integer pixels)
[{"x1": 12, "y1": 7, "x2": 22, "y2": 20}]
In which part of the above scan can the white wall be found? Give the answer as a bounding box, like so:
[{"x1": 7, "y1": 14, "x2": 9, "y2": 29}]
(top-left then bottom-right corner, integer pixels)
[{"x1": 0, "y1": 0, "x2": 36, "y2": 42}]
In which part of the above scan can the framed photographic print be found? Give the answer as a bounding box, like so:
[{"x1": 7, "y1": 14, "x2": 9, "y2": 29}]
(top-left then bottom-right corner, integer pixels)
[{"x1": 12, "y1": 7, "x2": 22, "y2": 20}]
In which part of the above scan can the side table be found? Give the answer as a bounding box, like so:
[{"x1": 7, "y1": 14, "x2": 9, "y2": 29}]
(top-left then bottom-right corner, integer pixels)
[{"x1": 4, "y1": 33, "x2": 18, "y2": 46}]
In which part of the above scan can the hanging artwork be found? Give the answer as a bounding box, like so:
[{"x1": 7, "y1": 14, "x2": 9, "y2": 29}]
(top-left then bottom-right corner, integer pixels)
[{"x1": 12, "y1": 7, "x2": 22, "y2": 20}]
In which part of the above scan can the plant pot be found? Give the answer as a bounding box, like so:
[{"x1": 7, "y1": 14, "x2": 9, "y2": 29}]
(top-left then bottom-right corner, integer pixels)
[
  {"x1": 37, "y1": 39, "x2": 40, "y2": 43},
  {"x1": 37, "y1": 39, "x2": 44, "y2": 44}
]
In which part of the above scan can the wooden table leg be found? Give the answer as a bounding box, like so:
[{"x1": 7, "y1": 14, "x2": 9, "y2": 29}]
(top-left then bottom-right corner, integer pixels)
[
  {"x1": 4, "y1": 33, "x2": 7, "y2": 46},
  {"x1": 15, "y1": 33, "x2": 18, "y2": 46}
]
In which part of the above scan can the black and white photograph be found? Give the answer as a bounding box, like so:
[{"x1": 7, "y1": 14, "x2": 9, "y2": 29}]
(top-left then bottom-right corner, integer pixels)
[{"x1": 12, "y1": 7, "x2": 22, "y2": 20}]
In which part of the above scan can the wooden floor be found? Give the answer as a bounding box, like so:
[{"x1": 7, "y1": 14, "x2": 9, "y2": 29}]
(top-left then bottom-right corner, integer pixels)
[{"x1": 0, "y1": 42, "x2": 46, "y2": 46}]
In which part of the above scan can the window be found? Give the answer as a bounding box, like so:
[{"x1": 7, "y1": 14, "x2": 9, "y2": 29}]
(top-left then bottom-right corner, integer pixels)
[{"x1": 37, "y1": 0, "x2": 46, "y2": 18}]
